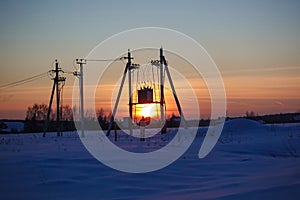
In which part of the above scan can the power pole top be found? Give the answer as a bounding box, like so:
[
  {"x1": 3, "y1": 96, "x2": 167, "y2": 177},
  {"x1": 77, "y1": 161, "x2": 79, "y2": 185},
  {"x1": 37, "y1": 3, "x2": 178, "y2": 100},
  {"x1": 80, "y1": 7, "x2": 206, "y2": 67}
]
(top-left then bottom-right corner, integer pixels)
[
  {"x1": 76, "y1": 59, "x2": 87, "y2": 65},
  {"x1": 124, "y1": 50, "x2": 134, "y2": 62}
]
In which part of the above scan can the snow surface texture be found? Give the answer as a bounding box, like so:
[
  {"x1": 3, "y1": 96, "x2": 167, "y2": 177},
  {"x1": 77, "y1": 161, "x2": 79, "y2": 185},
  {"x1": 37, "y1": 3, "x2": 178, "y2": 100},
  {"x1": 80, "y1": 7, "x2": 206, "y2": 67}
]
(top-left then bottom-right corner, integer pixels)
[{"x1": 0, "y1": 119, "x2": 300, "y2": 199}]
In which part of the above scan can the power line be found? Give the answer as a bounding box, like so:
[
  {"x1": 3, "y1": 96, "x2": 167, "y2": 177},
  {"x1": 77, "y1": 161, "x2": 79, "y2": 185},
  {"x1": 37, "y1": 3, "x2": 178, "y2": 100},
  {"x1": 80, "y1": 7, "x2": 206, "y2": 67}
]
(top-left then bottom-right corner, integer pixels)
[
  {"x1": 86, "y1": 57, "x2": 125, "y2": 62},
  {"x1": 0, "y1": 57, "x2": 124, "y2": 90},
  {"x1": 0, "y1": 72, "x2": 48, "y2": 90}
]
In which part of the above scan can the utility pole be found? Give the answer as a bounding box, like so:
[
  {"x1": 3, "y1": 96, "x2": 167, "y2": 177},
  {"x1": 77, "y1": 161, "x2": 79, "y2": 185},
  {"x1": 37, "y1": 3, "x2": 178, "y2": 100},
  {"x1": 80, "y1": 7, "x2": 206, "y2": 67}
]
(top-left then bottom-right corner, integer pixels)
[
  {"x1": 128, "y1": 50, "x2": 133, "y2": 120},
  {"x1": 160, "y1": 48, "x2": 165, "y2": 126},
  {"x1": 55, "y1": 61, "x2": 61, "y2": 136},
  {"x1": 43, "y1": 60, "x2": 66, "y2": 137},
  {"x1": 161, "y1": 49, "x2": 187, "y2": 129},
  {"x1": 75, "y1": 59, "x2": 86, "y2": 138},
  {"x1": 107, "y1": 50, "x2": 133, "y2": 136},
  {"x1": 126, "y1": 50, "x2": 134, "y2": 136}
]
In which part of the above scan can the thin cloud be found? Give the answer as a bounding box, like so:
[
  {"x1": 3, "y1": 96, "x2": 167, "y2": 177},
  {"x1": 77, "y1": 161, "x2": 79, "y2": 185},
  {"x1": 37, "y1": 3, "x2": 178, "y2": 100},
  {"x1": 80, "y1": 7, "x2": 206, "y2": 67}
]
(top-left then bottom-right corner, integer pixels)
[{"x1": 274, "y1": 101, "x2": 284, "y2": 106}]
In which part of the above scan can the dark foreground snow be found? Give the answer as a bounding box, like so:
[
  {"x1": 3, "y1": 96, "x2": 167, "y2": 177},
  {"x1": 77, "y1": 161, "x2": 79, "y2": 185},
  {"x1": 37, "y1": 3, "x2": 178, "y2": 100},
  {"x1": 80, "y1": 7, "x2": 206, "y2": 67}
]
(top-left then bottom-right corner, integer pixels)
[{"x1": 1, "y1": 119, "x2": 300, "y2": 199}]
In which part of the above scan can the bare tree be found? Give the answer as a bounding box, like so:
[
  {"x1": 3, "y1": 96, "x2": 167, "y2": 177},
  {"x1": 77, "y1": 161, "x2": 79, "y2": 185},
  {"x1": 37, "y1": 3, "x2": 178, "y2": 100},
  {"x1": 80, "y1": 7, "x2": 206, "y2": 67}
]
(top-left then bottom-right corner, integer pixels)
[
  {"x1": 245, "y1": 110, "x2": 256, "y2": 118},
  {"x1": 96, "y1": 108, "x2": 105, "y2": 119},
  {"x1": 61, "y1": 104, "x2": 73, "y2": 121},
  {"x1": 72, "y1": 105, "x2": 79, "y2": 121},
  {"x1": 26, "y1": 103, "x2": 50, "y2": 121}
]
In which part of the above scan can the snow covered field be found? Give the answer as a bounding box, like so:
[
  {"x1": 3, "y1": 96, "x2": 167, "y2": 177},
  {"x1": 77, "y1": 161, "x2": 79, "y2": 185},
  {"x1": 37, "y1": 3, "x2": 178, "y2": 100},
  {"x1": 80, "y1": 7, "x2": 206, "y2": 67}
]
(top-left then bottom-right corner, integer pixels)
[{"x1": 1, "y1": 119, "x2": 300, "y2": 199}]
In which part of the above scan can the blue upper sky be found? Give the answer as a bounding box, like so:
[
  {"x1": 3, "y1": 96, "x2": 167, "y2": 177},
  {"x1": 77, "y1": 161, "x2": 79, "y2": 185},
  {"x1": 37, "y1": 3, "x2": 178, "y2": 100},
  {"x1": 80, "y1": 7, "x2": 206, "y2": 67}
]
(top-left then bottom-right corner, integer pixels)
[{"x1": 1, "y1": 0, "x2": 299, "y2": 72}]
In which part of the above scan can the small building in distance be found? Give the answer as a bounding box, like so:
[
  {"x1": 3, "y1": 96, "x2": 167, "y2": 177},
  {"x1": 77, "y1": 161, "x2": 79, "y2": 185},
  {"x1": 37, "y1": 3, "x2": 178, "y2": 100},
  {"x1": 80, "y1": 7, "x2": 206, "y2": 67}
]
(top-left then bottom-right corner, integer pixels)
[
  {"x1": 0, "y1": 121, "x2": 24, "y2": 133},
  {"x1": 294, "y1": 114, "x2": 300, "y2": 121}
]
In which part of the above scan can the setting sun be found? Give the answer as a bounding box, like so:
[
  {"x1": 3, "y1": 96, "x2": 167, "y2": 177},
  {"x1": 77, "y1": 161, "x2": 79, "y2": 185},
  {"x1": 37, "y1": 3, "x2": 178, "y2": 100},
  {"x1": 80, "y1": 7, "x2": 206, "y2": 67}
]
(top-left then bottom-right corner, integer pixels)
[{"x1": 136, "y1": 104, "x2": 159, "y2": 118}]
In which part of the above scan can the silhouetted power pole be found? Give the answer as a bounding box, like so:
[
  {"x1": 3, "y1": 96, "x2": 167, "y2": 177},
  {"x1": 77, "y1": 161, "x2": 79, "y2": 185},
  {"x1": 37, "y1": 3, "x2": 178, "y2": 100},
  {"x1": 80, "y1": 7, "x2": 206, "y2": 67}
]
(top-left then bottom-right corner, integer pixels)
[{"x1": 43, "y1": 60, "x2": 66, "y2": 137}]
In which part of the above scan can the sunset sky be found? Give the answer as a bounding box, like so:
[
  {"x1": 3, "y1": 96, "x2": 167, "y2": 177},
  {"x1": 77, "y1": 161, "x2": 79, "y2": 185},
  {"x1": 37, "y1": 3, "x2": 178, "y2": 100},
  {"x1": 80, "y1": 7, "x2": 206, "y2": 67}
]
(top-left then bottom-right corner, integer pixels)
[{"x1": 0, "y1": 0, "x2": 299, "y2": 119}]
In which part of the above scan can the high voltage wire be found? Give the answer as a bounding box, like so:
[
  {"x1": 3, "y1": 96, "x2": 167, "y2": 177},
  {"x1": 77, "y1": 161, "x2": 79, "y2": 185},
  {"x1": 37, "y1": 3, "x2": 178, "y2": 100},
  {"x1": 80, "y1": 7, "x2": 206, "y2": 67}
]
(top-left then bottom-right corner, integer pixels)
[
  {"x1": 0, "y1": 72, "x2": 49, "y2": 90},
  {"x1": 0, "y1": 57, "x2": 124, "y2": 90},
  {"x1": 86, "y1": 58, "x2": 125, "y2": 62}
]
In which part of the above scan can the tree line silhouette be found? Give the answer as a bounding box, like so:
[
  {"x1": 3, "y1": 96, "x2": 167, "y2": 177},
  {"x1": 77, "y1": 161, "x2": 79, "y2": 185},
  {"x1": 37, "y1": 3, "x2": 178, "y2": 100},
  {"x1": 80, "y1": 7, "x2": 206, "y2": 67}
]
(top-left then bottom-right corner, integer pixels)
[
  {"x1": 22, "y1": 103, "x2": 300, "y2": 133},
  {"x1": 24, "y1": 103, "x2": 111, "y2": 132}
]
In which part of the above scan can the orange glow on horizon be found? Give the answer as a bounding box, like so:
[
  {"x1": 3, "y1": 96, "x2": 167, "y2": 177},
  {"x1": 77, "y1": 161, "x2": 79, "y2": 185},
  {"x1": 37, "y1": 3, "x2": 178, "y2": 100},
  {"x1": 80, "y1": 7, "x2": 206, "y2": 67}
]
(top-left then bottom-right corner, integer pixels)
[{"x1": 135, "y1": 104, "x2": 160, "y2": 119}]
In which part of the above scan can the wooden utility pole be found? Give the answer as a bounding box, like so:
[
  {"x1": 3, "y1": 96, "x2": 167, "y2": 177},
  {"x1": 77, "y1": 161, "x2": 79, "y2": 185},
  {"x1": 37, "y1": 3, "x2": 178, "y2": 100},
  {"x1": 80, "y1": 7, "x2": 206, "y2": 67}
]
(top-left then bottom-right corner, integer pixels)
[
  {"x1": 160, "y1": 47, "x2": 165, "y2": 125},
  {"x1": 107, "y1": 50, "x2": 133, "y2": 136},
  {"x1": 43, "y1": 60, "x2": 66, "y2": 137}
]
